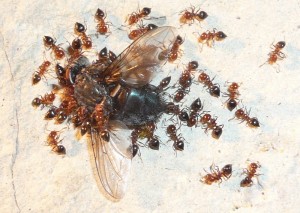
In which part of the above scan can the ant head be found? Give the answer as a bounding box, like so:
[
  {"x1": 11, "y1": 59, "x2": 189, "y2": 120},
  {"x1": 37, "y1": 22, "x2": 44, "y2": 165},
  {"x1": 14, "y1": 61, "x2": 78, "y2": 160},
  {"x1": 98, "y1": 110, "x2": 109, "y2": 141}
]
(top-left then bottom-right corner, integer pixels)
[
  {"x1": 142, "y1": 7, "x2": 151, "y2": 16},
  {"x1": 197, "y1": 11, "x2": 208, "y2": 20},
  {"x1": 149, "y1": 137, "x2": 160, "y2": 150},
  {"x1": 216, "y1": 31, "x2": 227, "y2": 40},
  {"x1": 221, "y1": 164, "x2": 232, "y2": 176},
  {"x1": 72, "y1": 38, "x2": 82, "y2": 50},
  {"x1": 176, "y1": 35, "x2": 184, "y2": 45},
  {"x1": 99, "y1": 47, "x2": 108, "y2": 59},
  {"x1": 209, "y1": 85, "x2": 221, "y2": 97},
  {"x1": 188, "y1": 60, "x2": 199, "y2": 70}
]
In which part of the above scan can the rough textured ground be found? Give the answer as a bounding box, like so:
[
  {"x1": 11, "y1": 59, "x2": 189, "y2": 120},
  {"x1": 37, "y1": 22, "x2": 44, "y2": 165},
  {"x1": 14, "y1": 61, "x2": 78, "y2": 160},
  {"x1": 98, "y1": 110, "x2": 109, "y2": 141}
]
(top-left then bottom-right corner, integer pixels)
[{"x1": 1, "y1": 0, "x2": 300, "y2": 212}]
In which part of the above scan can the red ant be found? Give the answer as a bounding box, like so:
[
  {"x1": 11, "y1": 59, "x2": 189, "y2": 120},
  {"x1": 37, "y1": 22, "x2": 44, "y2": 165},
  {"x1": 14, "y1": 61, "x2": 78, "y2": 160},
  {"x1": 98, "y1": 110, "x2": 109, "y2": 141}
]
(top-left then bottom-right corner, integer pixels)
[
  {"x1": 230, "y1": 108, "x2": 260, "y2": 128},
  {"x1": 224, "y1": 82, "x2": 241, "y2": 111},
  {"x1": 260, "y1": 41, "x2": 286, "y2": 71},
  {"x1": 128, "y1": 23, "x2": 158, "y2": 40},
  {"x1": 74, "y1": 22, "x2": 92, "y2": 49},
  {"x1": 198, "y1": 71, "x2": 220, "y2": 97},
  {"x1": 47, "y1": 129, "x2": 66, "y2": 155},
  {"x1": 179, "y1": 6, "x2": 208, "y2": 25},
  {"x1": 158, "y1": 35, "x2": 184, "y2": 63},
  {"x1": 201, "y1": 164, "x2": 232, "y2": 185},
  {"x1": 165, "y1": 102, "x2": 190, "y2": 123},
  {"x1": 43, "y1": 36, "x2": 65, "y2": 60},
  {"x1": 166, "y1": 124, "x2": 185, "y2": 151},
  {"x1": 200, "y1": 113, "x2": 223, "y2": 139},
  {"x1": 187, "y1": 98, "x2": 203, "y2": 127},
  {"x1": 195, "y1": 29, "x2": 227, "y2": 50},
  {"x1": 95, "y1": 8, "x2": 111, "y2": 35},
  {"x1": 32, "y1": 92, "x2": 56, "y2": 108},
  {"x1": 126, "y1": 7, "x2": 151, "y2": 26},
  {"x1": 240, "y1": 162, "x2": 262, "y2": 187},
  {"x1": 32, "y1": 60, "x2": 51, "y2": 85}
]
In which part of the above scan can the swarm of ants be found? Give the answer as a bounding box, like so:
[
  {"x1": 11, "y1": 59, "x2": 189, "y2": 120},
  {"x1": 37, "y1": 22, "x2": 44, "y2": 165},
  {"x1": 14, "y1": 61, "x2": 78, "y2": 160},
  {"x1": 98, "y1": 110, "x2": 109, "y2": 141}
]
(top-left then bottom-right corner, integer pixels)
[{"x1": 31, "y1": 4, "x2": 285, "y2": 200}]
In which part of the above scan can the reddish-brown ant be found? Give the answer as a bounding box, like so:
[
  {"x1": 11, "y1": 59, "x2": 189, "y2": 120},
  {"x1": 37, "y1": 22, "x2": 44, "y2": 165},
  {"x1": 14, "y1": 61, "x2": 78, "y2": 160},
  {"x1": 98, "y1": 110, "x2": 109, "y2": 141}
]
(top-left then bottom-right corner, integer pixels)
[
  {"x1": 32, "y1": 60, "x2": 51, "y2": 85},
  {"x1": 179, "y1": 6, "x2": 208, "y2": 25},
  {"x1": 32, "y1": 92, "x2": 56, "y2": 108},
  {"x1": 187, "y1": 98, "x2": 203, "y2": 127},
  {"x1": 201, "y1": 164, "x2": 232, "y2": 185},
  {"x1": 198, "y1": 71, "x2": 220, "y2": 97},
  {"x1": 74, "y1": 22, "x2": 92, "y2": 49},
  {"x1": 158, "y1": 35, "x2": 184, "y2": 63},
  {"x1": 47, "y1": 130, "x2": 66, "y2": 155},
  {"x1": 240, "y1": 162, "x2": 262, "y2": 187},
  {"x1": 230, "y1": 108, "x2": 260, "y2": 128},
  {"x1": 128, "y1": 23, "x2": 158, "y2": 40},
  {"x1": 166, "y1": 124, "x2": 185, "y2": 151},
  {"x1": 166, "y1": 102, "x2": 190, "y2": 123},
  {"x1": 43, "y1": 36, "x2": 65, "y2": 60},
  {"x1": 200, "y1": 113, "x2": 223, "y2": 139},
  {"x1": 224, "y1": 82, "x2": 241, "y2": 111},
  {"x1": 95, "y1": 8, "x2": 111, "y2": 35},
  {"x1": 126, "y1": 7, "x2": 151, "y2": 26},
  {"x1": 67, "y1": 38, "x2": 83, "y2": 62},
  {"x1": 195, "y1": 29, "x2": 227, "y2": 50},
  {"x1": 260, "y1": 41, "x2": 286, "y2": 71}
]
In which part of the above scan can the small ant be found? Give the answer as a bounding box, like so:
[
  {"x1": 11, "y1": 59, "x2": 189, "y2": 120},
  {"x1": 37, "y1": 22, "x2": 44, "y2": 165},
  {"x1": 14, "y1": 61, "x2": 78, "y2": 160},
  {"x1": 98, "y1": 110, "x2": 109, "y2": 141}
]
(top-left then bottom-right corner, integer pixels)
[
  {"x1": 224, "y1": 82, "x2": 241, "y2": 111},
  {"x1": 67, "y1": 38, "x2": 83, "y2": 63},
  {"x1": 230, "y1": 108, "x2": 260, "y2": 128},
  {"x1": 32, "y1": 92, "x2": 56, "y2": 108},
  {"x1": 195, "y1": 29, "x2": 227, "y2": 50},
  {"x1": 198, "y1": 71, "x2": 220, "y2": 97},
  {"x1": 95, "y1": 8, "x2": 111, "y2": 35},
  {"x1": 32, "y1": 60, "x2": 51, "y2": 85},
  {"x1": 159, "y1": 35, "x2": 184, "y2": 63},
  {"x1": 200, "y1": 113, "x2": 223, "y2": 139},
  {"x1": 165, "y1": 102, "x2": 190, "y2": 123},
  {"x1": 260, "y1": 41, "x2": 286, "y2": 71},
  {"x1": 201, "y1": 164, "x2": 232, "y2": 185},
  {"x1": 97, "y1": 47, "x2": 117, "y2": 65},
  {"x1": 74, "y1": 22, "x2": 92, "y2": 49},
  {"x1": 47, "y1": 130, "x2": 66, "y2": 155},
  {"x1": 128, "y1": 23, "x2": 158, "y2": 40},
  {"x1": 179, "y1": 6, "x2": 208, "y2": 25},
  {"x1": 187, "y1": 98, "x2": 203, "y2": 127},
  {"x1": 157, "y1": 76, "x2": 171, "y2": 92},
  {"x1": 166, "y1": 124, "x2": 185, "y2": 151},
  {"x1": 240, "y1": 162, "x2": 262, "y2": 187},
  {"x1": 43, "y1": 36, "x2": 65, "y2": 60},
  {"x1": 126, "y1": 7, "x2": 151, "y2": 26}
]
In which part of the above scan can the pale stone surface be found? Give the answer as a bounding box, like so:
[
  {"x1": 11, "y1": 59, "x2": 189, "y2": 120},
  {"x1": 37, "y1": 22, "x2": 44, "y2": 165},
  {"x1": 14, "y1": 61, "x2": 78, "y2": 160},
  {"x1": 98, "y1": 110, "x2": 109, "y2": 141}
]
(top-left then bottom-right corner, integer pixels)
[{"x1": 1, "y1": 0, "x2": 300, "y2": 212}]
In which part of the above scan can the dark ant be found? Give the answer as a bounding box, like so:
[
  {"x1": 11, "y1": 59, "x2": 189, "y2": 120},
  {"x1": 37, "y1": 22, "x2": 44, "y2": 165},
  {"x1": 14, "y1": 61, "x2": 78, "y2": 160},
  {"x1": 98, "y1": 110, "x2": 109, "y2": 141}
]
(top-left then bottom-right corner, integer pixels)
[
  {"x1": 179, "y1": 6, "x2": 208, "y2": 25},
  {"x1": 187, "y1": 98, "x2": 203, "y2": 127},
  {"x1": 32, "y1": 92, "x2": 56, "y2": 108},
  {"x1": 201, "y1": 164, "x2": 232, "y2": 185},
  {"x1": 157, "y1": 76, "x2": 171, "y2": 92},
  {"x1": 95, "y1": 8, "x2": 111, "y2": 35},
  {"x1": 240, "y1": 162, "x2": 262, "y2": 187},
  {"x1": 128, "y1": 23, "x2": 158, "y2": 40},
  {"x1": 224, "y1": 82, "x2": 240, "y2": 111},
  {"x1": 195, "y1": 29, "x2": 227, "y2": 50},
  {"x1": 200, "y1": 113, "x2": 223, "y2": 139},
  {"x1": 47, "y1": 130, "x2": 66, "y2": 155},
  {"x1": 165, "y1": 102, "x2": 190, "y2": 123},
  {"x1": 260, "y1": 41, "x2": 286, "y2": 70},
  {"x1": 230, "y1": 108, "x2": 260, "y2": 128},
  {"x1": 32, "y1": 60, "x2": 51, "y2": 85},
  {"x1": 74, "y1": 22, "x2": 92, "y2": 49},
  {"x1": 43, "y1": 36, "x2": 65, "y2": 60},
  {"x1": 166, "y1": 124, "x2": 185, "y2": 151},
  {"x1": 198, "y1": 71, "x2": 220, "y2": 97},
  {"x1": 126, "y1": 7, "x2": 151, "y2": 26}
]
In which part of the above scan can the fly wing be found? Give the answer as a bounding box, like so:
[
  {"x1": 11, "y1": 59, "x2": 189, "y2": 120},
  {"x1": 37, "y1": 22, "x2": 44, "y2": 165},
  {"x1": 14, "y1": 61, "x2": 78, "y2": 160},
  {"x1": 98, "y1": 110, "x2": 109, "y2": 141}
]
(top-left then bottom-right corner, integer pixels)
[
  {"x1": 105, "y1": 26, "x2": 177, "y2": 87},
  {"x1": 90, "y1": 121, "x2": 133, "y2": 200}
]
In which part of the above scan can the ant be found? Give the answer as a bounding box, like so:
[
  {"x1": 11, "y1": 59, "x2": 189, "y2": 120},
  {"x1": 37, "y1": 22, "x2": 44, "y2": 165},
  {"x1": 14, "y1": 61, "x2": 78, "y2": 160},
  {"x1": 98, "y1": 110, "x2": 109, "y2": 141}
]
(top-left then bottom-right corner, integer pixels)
[
  {"x1": 187, "y1": 98, "x2": 203, "y2": 127},
  {"x1": 166, "y1": 124, "x2": 185, "y2": 151},
  {"x1": 74, "y1": 22, "x2": 92, "y2": 49},
  {"x1": 201, "y1": 164, "x2": 232, "y2": 185},
  {"x1": 126, "y1": 7, "x2": 151, "y2": 26},
  {"x1": 128, "y1": 23, "x2": 158, "y2": 40},
  {"x1": 198, "y1": 70, "x2": 220, "y2": 97},
  {"x1": 97, "y1": 47, "x2": 117, "y2": 65},
  {"x1": 240, "y1": 162, "x2": 262, "y2": 187},
  {"x1": 224, "y1": 82, "x2": 241, "y2": 111},
  {"x1": 67, "y1": 38, "x2": 83, "y2": 63},
  {"x1": 32, "y1": 60, "x2": 51, "y2": 85},
  {"x1": 95, "y1": 8, "x2": 111, "y2": 35},
  {"x1": 179, "y1": 6, "x2": 208, "y2": 25},
  {"x1": 260, "y1": 41, "x2": 286, "y2": 71},
  {"x1": 159, "y1": 35, "x2": 184, "y2": 63},
  {"x1": 32, "y1": 92, "x2": 56, "y2": 108},
  {"x1": 200, "y1": 113, "x2": 223, "y2": 139},
  {"x1": 165, "y1": 102, "x2": 190, "y2": 124},
  {"x1": 47, "y1": 130, "x2": 66, "y2": 155},
  {"x1": 230, "y1": 108, "x2": 260, "y2": 128},
  {"x1": 195, "y1": 29, "x2": 227, "y2": 50},
  {"x1": 43, "y1": 36, "x2": 65, "y2": 60}
]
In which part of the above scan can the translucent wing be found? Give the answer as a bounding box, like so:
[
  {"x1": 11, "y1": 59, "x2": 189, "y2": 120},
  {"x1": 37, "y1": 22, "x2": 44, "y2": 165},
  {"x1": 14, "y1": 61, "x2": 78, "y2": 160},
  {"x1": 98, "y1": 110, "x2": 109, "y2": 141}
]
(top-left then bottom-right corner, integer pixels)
[
  {"x1": 90, "y1": 121, "x2": 133, "y2": 200},
  {"x1": 104, "y1": 26, "x2": 177, "y2": 87}
]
